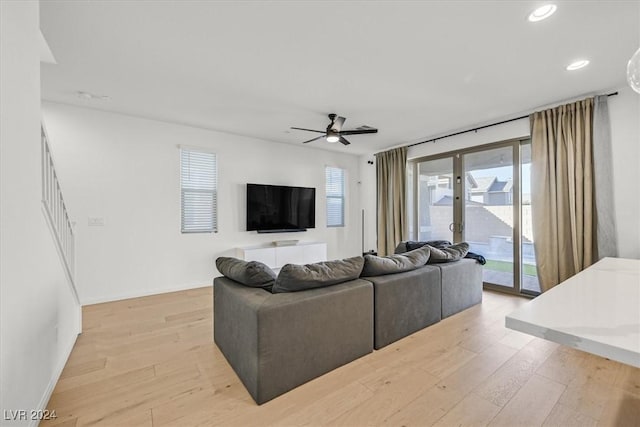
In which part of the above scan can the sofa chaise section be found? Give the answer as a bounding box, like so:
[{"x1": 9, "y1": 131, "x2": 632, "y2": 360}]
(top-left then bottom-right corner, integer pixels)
[{"x1": 213, "y1": 276, "x2": 374, "y2": 404}]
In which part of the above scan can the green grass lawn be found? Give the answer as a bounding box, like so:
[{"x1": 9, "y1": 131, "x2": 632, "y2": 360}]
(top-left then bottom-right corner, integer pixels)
[{"x1": 485, "y1": 259, "x2": 537, "y2": 276}]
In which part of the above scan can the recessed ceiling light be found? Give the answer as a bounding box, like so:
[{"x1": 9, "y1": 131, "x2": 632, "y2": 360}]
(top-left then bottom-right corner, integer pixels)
[
  {"x1": 566, "y1": 60, "x2": 590, "y2": 71},
  {"x1": 528, "y1": 4, "x2": 557, "y2": 22}
]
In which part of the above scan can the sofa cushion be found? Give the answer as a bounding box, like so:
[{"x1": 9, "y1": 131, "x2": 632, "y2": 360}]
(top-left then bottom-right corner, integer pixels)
[
  {"x1": 361, "y1": 246, "x2": 431, "y2": 277},
  {"x1": 272, "y1": 256, "x2": 364, "y2": 293},
  {"x1": 216, "y1": 257, "x2": 276, "y2": 288},
  {"x1": 427, "y1": 242, "x2": 470, "y2": 263}
]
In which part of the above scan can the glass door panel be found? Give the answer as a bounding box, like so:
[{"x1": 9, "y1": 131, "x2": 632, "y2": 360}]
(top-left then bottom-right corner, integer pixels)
[
  {"x1": 416, "y1": 157, "x2": 454, "y2": 242},
  {"x1": 520, "y1": 143, "x2": 541, "y2": 293},
  {"x1": 463, "y1": 147, "x2": 515, "y2": 288}
]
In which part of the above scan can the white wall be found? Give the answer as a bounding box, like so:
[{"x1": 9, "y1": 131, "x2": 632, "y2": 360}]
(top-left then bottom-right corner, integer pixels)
[
  {"x1": 41, "y1": 103, "x2": 363, "y2": 304},
  {"x1": 607, "y1": 86, "x2": 640, "y2": 259},
  {"x1": 0, "y1": 2, "x2": 81, "y2": 425},
  {"x1": 363, "y1": 85, "x2": 640, "y2": 259}
]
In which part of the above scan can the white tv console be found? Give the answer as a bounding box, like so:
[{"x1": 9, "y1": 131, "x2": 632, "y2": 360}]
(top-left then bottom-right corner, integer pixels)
[{"x1": 236, "y1": 242, "x2": 327, "y2": 271}]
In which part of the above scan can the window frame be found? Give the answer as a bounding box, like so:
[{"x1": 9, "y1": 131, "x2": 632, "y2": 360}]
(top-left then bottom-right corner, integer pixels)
[
  {"x1": 325, "y1": 165, "x2": 346, "y2": 228},
  {"x1": 179, "y1": 146, "x2": 218, "y2": 234}
]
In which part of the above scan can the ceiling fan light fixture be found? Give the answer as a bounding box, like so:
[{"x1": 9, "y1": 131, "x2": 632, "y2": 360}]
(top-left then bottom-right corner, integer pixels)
[
  {"x1": 566, "y1": 59, "x2": 589, "y2": 71},
  {"x1": 627, "y1": 47, "x2": 640, "y2": 94},
  {"x1": 528, "y1": 4, "x2": 557, "y2": 22},
  {"x1": 326, "y1": 135, "x2": 340, "y2": 143}
]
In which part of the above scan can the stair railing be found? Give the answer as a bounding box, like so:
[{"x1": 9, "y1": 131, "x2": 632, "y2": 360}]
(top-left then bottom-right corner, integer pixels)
[{"x1": 41, "y1": 126, "x2": 79, "y2": 302}]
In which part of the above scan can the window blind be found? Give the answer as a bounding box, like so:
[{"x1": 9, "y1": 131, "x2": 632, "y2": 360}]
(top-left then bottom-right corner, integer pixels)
[
  {"x1": 181, "y1": 148, "x2": 217, "y2": 233},
  {"x1": 325, "y1": 166, "x2": 345, "y2": 227}
]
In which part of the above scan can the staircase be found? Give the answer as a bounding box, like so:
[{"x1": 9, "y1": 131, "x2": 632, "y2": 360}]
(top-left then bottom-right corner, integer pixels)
[{"x1": 41, "y1": 125, "x2": 79, "y2": 302}]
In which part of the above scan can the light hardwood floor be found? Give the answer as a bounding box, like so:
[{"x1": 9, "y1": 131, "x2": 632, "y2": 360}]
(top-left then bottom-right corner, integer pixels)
[{"x1": 43, "y1": 287, "x2": 640, "y2": 427}]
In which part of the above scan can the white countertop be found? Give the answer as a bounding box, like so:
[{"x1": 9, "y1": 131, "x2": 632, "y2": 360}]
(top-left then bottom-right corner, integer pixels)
[{"x1": 505, "y1": 257, "x2": 640, "y2": 368}]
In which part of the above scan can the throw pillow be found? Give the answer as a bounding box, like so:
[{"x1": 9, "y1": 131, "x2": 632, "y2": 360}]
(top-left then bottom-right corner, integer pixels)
[
  {"x1": 271, "y1": 256, "x2": 365, "y2": 293},
  {"x1": 393, "y1": 241, "x2": 408, "y2": 254},
  {"x1": 426, "y1": 242, "x2": 470, "y2": 263},
  {"x1": 361, "y1": 246, "x2": 431, "y2": 277},
  {"x1": 405, "y1": 240, "x2": 453, "y2": 251},
  {"x1": 216, "y1": 257, "x2": 276, "y2": 288}
]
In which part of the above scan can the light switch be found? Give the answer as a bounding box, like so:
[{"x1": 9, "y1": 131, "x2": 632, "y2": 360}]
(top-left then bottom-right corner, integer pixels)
[{"x1": 88, "y1": 217, "x2": 105, "y2": 226}]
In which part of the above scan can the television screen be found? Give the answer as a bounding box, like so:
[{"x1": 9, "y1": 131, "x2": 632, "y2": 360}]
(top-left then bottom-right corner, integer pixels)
[{"x1": 246, "y1": 184, "x2": 316, "y2": 232}]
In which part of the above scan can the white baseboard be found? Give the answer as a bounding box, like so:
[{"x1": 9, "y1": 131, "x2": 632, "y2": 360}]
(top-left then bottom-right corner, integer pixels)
[
  {"x1": 31, "y1": 332, "x2": 79, "y2": 427},
  {"x1": 81, "y1": 282, "x2": 211, "y2": 306}
]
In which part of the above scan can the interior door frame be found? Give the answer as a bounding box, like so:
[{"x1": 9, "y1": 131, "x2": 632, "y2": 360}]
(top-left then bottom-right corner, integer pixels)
[{"x1": 409, "y1": 137, "x2": 535, "y2": 297}]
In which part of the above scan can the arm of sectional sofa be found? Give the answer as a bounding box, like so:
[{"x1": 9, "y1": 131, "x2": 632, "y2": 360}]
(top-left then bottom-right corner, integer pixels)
[{"x1": 213, "y1": 276, "x2": 271, "y2": 401}]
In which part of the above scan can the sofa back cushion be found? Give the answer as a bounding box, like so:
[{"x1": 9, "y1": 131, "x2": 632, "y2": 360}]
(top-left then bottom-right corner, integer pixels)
[
  {"x1": 427, "y1": 242, "x2": 470, "y2": 263},
  {"x1": 272, "y1": 256, "x2": 365, "y2": 293},
  {"x1": 361, "y1": 246, "x2": 431, "y2": 277},
  {"x1": 216, "y1": 257, "x2": 276, "y2": 289}
]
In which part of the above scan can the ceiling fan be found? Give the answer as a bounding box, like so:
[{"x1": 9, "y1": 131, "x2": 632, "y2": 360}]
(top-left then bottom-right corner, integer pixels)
[{"x1": 291, "y1": 113, "x2": 378, "y2": 145}]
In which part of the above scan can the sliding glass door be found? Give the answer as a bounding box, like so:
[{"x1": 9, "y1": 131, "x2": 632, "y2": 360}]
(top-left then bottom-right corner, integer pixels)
[
  {"x1": 463, "y1": 146, "x2": 515, "y2": 289},
  {"x1": 411, "y1": 157, "x2": 456, "y2": 243},
  {"x1": 410, "y1": 139, "x2": 540, "y2": 295}
]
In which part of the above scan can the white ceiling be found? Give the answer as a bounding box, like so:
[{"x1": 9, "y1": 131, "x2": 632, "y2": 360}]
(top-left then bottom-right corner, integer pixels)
[{"x1": 40, "y1": 1, "x2": 640, "y2": 155}]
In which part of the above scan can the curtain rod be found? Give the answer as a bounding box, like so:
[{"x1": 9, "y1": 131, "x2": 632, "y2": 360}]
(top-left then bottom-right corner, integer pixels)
[{"x1": 406, "y1": 91, "x2": 618, "y2": 148}]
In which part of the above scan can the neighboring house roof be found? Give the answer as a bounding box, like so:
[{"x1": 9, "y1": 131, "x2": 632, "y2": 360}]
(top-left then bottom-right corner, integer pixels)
[
  {"x1": 465, "y1": 173, "x2": 478, "y2": 188},
  {"x1": 470, "y1": 176, "x2": 513, "y2": 194},
  {"x1": 470, "y1": 176, "x2": 496, "y2": 193},
  {"x1": 488, "y1": 179, "x2": 513, "y2": 193}
]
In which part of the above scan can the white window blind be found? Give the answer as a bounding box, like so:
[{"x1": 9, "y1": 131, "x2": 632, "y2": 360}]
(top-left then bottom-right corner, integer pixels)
[
  {"x1": 181, "y1": 148, "x2": 217, "y2": 233},
  {"x1": 325, "y1": 166, "x2": 345, "y2": 227}
]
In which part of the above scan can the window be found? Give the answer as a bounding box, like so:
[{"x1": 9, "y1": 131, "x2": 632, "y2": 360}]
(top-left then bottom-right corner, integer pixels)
[
  {"x1": 180, "y1": 148, "x2": 217, "y2": 233},
  {"x1": 325, "y1": 166, "x2": 345, "y2": 227}
]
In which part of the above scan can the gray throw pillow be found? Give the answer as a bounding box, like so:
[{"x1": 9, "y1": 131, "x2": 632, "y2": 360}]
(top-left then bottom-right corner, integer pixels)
[
  {"x1": 361, "y1": 246, "x2": 431, "y2": 277},
  {"x1": 427, "y1": 242, "x2": 470, "y2": 263},
  {"x1": 216, "y1": 257, "x2": 276, "y2": 288},
  {"x1": 272, "y1": 256, "x2": 364, "y2": 293},
  {"x1": 393, "y1": 242, "x2": 408, "y2": 254},
  {"x1": 405, "y1": 240, "x2": 453, "y2": 251}
]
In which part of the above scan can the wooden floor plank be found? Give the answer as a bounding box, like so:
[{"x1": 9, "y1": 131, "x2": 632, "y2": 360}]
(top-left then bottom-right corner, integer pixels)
[
  {"x1": 487, "y1": 374, "x2": 565, "y2": 426},
  {"x1": 542, "y1": 403, "x2": 598, "y2": 427},
  {"x1": 433, "y1": 392, "x2": 502, "y2": 427},
  {"x1": 473, "y1": 338, "x2": 559, "y2": 407}
]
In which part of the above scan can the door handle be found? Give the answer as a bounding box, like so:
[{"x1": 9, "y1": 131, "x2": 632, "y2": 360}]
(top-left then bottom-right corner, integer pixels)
[{"x1": 449, "y1": 222, "x2": 464, "y2": 233}]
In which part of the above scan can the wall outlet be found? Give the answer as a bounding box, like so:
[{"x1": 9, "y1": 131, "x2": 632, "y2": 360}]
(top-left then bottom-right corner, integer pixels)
[{"x1": 88, "y1": 217, "x2": 105, "y2": 226}]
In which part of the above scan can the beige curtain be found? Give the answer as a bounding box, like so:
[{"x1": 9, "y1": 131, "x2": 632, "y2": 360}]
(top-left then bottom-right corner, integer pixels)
[
  {"x1": 530, "y1": 98, "x2": 596, "y2": 292},
  {"x1": 375, "y1": 147, "x2": 407, "y2": 256}
]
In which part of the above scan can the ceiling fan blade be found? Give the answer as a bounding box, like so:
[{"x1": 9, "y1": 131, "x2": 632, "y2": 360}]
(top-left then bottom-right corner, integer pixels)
[
  {"x1": 332, "y1": 116, "x2": 346, "y2": 132},
  {"x1": 291, "y1": 127, "x2": 325, "y2": 133},
  {"x1": 302, "y1": 135, "x2": 326, "y2": 144},
  {"x1": 339, "y1": 136, "x2": 351, "y2": 145},
  {"x1": 339, "y1": 128, "x2": 378, "y2": 135}
]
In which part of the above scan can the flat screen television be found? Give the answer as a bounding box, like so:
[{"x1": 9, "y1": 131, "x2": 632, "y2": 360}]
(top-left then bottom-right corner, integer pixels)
[{"x1": 246, "y1": 183, "x2": 316, "y2": 233}]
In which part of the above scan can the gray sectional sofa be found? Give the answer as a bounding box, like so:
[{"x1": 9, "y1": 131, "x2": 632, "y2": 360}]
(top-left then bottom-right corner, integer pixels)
[{"x1": 213, "y1": 242, "x2": 482, "y2": 404}]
